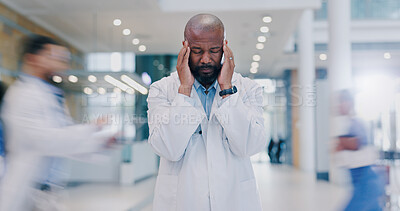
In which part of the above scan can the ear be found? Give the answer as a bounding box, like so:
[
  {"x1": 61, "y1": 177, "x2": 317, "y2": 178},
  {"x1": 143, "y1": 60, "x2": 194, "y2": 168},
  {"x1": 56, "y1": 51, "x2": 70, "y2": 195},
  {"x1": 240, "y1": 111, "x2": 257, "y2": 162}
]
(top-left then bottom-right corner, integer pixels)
[{"x1": 24, "y1": 54, "x2": 35, "y2": 65}]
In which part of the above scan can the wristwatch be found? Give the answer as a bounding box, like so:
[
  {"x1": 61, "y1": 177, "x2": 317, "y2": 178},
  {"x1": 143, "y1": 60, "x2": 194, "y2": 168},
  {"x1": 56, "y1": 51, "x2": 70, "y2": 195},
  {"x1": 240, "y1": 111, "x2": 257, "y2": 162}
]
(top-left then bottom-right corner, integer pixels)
[{"x1": 219, "y1": 85, "x2": 237, "y2": 97}]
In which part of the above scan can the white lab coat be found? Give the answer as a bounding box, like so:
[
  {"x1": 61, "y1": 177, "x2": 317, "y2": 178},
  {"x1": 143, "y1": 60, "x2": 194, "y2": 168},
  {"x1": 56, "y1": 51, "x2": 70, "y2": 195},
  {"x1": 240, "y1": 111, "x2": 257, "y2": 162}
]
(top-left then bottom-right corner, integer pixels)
[
  {"x1": 147, "y1": 72, "x2": 267, "y2": 211},
  {"x1": 0, "y1": 75, "x2": 114, "y2": 211}
]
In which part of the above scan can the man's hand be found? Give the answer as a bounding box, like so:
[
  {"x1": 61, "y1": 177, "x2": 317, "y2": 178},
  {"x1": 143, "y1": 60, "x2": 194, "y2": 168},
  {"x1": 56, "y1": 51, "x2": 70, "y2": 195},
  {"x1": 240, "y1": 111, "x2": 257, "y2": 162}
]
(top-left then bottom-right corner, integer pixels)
[
  {"x1": 218, "y1": 40, "x2": 235, "y2": 98},
  {"x1": 177, "y1": 41, "x2": 194, "y2": 97}
]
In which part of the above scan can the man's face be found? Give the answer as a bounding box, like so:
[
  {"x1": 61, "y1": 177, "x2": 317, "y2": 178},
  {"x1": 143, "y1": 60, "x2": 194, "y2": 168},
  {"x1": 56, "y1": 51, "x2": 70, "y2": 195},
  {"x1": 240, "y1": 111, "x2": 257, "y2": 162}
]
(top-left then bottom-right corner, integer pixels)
[
  {"x1": 187, "y1": 29, "x2": 224, "y2": 86},
  {"x1": 31, "y1": 44, "x2": 71, "y2": 77}
]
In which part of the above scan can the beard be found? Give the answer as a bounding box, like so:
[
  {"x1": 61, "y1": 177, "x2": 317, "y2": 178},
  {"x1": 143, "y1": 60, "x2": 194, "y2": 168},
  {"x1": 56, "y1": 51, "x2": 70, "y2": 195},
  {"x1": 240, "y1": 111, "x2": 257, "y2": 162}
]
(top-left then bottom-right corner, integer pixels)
[{"x1": 190, "y1": 63, "x2": 221, "y2": 87}]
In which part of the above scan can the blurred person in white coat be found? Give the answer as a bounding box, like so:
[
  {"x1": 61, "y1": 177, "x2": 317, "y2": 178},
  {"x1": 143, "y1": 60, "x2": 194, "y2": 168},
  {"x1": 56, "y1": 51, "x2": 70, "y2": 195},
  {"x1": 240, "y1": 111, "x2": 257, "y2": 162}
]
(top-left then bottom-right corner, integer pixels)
[
  {"x1": 0, "y1": 35, "x2": 115, "y2": 211},
  {"x1": 147, "y1": 14, "x2": 267, "y2": 211}
]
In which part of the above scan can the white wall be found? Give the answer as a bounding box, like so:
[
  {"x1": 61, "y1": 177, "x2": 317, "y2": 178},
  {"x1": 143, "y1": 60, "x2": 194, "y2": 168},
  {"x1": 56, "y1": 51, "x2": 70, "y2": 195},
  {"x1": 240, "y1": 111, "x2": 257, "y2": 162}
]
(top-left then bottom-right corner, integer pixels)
[{"x1": 66, "y1": 141, "x2": 158, "y2": 184}]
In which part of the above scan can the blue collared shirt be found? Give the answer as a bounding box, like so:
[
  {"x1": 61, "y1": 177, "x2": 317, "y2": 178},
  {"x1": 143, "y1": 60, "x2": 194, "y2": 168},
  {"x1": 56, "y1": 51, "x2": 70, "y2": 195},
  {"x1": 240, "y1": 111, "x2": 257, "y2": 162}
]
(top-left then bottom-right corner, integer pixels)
[{"x1": 193, "y1": 79, "x2": 217, "y2": 119}]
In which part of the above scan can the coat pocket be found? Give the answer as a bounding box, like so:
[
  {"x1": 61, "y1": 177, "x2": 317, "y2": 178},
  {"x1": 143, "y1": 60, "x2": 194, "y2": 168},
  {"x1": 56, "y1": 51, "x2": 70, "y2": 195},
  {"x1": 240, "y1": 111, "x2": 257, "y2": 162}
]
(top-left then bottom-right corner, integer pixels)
[
  {"x1": 239, "y1": 178, "x2": 262, "y2": 211},
  {"x1": 153, "y1": 175, "x2": 178, "y2": 211}
]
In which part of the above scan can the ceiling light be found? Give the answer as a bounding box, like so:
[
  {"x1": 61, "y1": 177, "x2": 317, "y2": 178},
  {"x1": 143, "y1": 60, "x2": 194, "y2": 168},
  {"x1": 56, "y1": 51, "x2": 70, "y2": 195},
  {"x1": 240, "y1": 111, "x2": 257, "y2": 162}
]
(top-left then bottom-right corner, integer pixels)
[
  {"x1": 253, "y1": 55, "x2": 261, "y2": 62},
  {"x1": 104, "y1": 75, "x2": 130, "y2": 93},
  {"x1": 126, "y1": 88, "x2": 135, "y2": 95},
  {"x1": 141, "y1": 72, "x2": 152, "y2": 85},
  {"x1": 121, "y1": 75, "x2": 148, "y2": 95},
  {"x1": 132, "y1": 38, "x2": 140, "y2": 45},
  {"x1": 257, "y1": 36, "x2": 267, "y2": 43},
  {"x1": 256, "y1": 43, "x2": 264, "y2": 50},
  {"x1": 260, "y1": 26, "x2": 269, "y2": 33},
  {"x1": 263, "y1": 16, "x2": 272, "y2": 23},
  {"x1": 83, "y1": 87, "x2": 93, "y2": 95},
  {"x1": 113, "y1": 19, "x2": 122, "y2": 26},
  {"x1": 97, "y1": 87, "x2": 106, "y2": 95},
  {"x1": 113, "y1": 87, "x2": 122, "y2": 93},
  {"x1": 139, "y1": 45, "x2": 146, "y2": 52},
  {"x1": 384, "y1": 52, "x2": 391, "y2": 59},
  {"x1": 68, "y1": 75, "x2": 78, "y2": 83},
  {"x1": 319, "y1": 53, "x2": 327, "y2": 61},
  {"x1": 251, "y1": 62, "x2": 259, "y2": 68},
  {"x1": 123, "y1": 29, "x2": 131, "y2": 36},
  {"x1": 250, "y1": 68, "x2": 258, "y2": 74},
  {"x1": 52, "y1": 75, "x2": 62, "y2": 83},
  {"x1": 88, "y1": 75, "x2": 97, "y2": 83}
]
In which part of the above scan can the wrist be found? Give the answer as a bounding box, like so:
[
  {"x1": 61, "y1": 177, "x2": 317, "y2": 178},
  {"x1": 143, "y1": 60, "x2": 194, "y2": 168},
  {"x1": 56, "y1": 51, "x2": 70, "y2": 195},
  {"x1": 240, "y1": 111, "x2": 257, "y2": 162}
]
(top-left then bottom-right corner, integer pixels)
[
  {"x1": 178, "y1": 84, "x2": 192, "y2": 96},
  {"x1": 219, "y1": 83, "x2": 232, "y2": 90}
]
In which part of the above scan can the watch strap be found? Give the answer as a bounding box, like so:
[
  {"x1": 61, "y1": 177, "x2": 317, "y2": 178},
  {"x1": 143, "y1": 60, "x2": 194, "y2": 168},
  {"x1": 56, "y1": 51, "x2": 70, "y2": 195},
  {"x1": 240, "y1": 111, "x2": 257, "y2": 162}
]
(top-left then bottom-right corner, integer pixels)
[{"x1": 219, "y1": 85, "x2": 237, "y2": 97}]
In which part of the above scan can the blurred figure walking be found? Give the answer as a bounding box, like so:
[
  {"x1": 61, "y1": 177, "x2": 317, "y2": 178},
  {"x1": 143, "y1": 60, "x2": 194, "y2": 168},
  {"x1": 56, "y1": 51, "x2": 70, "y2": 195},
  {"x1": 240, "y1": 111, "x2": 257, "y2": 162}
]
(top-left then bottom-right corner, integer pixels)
[
  {"x1": 335, "y1": 90, "x2": 384, "y2": 211},
  {"x1": 0, "y1": 82, "x2": 7, "y2": 178},
  {"x1": 0, "y1": 35, "x2": 115, "y2": 211}
]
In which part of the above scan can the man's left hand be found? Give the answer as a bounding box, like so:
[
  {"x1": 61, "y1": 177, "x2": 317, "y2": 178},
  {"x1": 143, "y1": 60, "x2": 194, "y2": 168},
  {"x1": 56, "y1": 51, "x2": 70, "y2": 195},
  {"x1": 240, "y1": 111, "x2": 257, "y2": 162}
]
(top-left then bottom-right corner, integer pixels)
[{"x1": 218, "y1": 40, "x2": 235, "y2": 92}]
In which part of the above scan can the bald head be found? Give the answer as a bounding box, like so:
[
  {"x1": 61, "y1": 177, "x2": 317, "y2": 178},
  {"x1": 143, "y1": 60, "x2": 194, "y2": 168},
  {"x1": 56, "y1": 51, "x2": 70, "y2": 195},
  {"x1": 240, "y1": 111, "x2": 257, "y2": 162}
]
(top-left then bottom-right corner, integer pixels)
[{"x1": 184, "y1": 14, "x2": 224, "y2": 42}]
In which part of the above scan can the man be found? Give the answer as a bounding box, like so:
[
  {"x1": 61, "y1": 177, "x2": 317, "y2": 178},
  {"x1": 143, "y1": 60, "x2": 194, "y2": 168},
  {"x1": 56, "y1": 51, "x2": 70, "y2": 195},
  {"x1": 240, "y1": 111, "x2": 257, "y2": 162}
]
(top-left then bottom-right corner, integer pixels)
[
  {"x1": 147, "y1": 14, "x2": 267, "y2": 211},
  {"x1": 0, "y1": 35, "x2": 115, "y2": 211}
]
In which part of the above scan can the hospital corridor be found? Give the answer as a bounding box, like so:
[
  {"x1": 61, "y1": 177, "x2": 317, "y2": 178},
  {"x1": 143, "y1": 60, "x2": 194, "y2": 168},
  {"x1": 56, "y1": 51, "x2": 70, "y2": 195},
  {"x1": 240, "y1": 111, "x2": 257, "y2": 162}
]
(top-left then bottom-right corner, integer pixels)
[{"x1": 0, "y1": 0, "x2": 399, "y2": 210}]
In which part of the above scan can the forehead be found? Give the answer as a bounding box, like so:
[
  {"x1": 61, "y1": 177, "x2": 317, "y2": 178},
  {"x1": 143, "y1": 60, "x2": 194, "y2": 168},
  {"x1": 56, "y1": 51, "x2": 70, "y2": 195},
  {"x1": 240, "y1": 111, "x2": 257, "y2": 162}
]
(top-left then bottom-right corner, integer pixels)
[
  {"x1": 187, "y1": 29, "x2": 224, "y2": 47},
  {"x1": 44, "y1": 44, "x2": 67, "y2": 52}
]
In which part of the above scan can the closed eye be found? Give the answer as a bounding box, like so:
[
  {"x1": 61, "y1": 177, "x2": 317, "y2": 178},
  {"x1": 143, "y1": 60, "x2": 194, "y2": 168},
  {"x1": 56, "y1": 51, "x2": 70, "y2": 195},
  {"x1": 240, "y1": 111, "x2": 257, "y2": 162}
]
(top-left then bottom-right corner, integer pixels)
[
  {"x1": 210, "y1": 47, "x2": 222, "y2": 53},
  {"x1": 191, "y1": 48, "x2": 202, "y2": 54}
]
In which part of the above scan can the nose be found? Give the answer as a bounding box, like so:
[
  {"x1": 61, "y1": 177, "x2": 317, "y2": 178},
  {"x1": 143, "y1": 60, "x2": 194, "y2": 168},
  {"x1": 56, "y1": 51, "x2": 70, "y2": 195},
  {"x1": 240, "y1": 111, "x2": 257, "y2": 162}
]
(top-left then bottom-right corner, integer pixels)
[{"x1": 200, "y1": 52, "x2": 211, "y2": 64}]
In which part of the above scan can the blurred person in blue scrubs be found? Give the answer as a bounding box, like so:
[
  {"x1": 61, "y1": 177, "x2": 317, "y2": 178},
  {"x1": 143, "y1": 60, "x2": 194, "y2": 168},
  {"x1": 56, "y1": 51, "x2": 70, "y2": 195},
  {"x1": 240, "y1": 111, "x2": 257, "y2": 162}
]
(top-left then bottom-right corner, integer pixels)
[
  {"x1": 0, "y1": 35, "x2": 116, "y2": 211},
  {"x1": 336, "y1": 90, "x2": 385, "y2": 211},
  {"x1": 0, "y1": 82, "x2": 8, "y2": 178}
]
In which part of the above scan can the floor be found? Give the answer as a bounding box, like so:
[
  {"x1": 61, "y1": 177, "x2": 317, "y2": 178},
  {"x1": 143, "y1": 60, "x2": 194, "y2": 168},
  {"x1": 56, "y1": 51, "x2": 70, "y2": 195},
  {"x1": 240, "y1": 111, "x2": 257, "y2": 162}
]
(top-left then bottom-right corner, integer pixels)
[{"x1": 62, "y1": 161, "x2": 351, "y2": 211}]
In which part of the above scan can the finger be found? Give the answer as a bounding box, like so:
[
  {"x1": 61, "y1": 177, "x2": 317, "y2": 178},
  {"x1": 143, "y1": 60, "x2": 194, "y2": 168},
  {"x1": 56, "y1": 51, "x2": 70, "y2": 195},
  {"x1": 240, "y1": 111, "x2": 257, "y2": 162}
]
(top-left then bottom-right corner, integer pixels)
[
  {"x1": 177, "y1": 45, "x2": 187, "y2": 67},
  {"x1": 225, "y1": 44, "x2": 235, "y2": 64},
  {"x1": 223, "y1": 44, "x2": 233, "y2": 65},
  {"x1": 183, "y1": 45, "x2": 190, "y2": 65},
  {"x1": 225, "y1": 43, "x2": 233, "y2": 59}
]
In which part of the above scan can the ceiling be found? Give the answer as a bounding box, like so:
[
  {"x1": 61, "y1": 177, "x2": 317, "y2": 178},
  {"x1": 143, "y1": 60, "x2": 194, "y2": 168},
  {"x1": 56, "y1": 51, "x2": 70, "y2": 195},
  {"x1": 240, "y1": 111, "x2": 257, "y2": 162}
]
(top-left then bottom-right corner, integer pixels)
[{"x1": 2, "y1": 0, "x2": 320, "y2": 77}]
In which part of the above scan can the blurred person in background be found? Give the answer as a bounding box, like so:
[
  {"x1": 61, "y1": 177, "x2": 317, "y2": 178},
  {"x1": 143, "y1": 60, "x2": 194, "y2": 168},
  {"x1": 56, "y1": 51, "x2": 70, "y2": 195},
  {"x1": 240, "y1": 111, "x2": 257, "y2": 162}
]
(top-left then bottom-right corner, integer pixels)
[
  {"x1": 0, "y1": 82, "x2": 8, "y2": 178},
  {"x1": 335, "y1": 90, "x2": 385, "y2": 211},
  {"x1": 0, "y1": 35, "x2": 116, "y2": 211},
  {"x1": 267, "y1": 136, "x2": 285, "y2": 164}
]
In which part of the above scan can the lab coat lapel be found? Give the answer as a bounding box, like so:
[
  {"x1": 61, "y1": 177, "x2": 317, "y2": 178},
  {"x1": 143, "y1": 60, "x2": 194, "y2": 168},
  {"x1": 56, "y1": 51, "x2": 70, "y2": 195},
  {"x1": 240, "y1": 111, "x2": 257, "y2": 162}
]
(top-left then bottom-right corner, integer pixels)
[
  {"x1": 172, "y1": 72, "x2": 207, "y2": 139},
  {"x1": 209, "y1": 73, "x2": 238, "y2": 120},
  {"x1": 172, "y1": 71, "x2": 205, "y2": 117}
]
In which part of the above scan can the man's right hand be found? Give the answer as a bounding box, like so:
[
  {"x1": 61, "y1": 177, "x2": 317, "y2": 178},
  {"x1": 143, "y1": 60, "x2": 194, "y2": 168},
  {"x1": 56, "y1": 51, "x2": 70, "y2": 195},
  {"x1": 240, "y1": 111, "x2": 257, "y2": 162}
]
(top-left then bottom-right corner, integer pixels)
[{"x1": 176, "y1": 40, "x2": 194, "y2": 97}]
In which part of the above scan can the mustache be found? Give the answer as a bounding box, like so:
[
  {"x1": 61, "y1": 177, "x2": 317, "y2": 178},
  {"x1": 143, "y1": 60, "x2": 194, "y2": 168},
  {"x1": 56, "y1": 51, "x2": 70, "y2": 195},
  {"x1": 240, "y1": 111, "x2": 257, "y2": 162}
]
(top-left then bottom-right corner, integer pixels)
[{"x1": 196, "y1": 64, "x2": 217, "y2": 70}]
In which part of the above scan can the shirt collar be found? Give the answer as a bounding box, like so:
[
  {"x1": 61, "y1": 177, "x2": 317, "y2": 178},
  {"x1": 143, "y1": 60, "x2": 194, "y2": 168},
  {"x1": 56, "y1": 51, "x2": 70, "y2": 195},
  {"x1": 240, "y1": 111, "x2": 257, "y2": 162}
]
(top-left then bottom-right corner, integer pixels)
[{"x1": 194, "y1": 79, "x2": 218, "y2": 92}]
